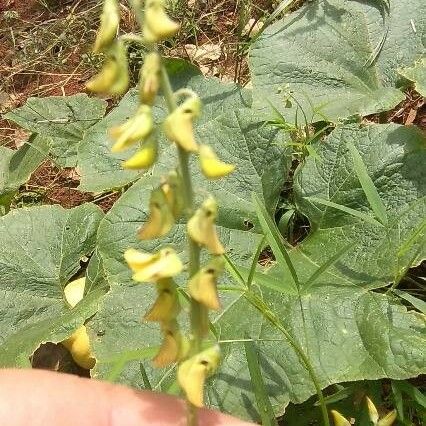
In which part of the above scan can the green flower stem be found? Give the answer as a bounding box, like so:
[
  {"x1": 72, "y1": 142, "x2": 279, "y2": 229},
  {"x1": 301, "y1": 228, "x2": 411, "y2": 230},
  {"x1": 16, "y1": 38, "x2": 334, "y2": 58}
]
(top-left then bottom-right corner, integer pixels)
[{"x1": 160, "y1": 62, "x2": 206, "y2": 426}]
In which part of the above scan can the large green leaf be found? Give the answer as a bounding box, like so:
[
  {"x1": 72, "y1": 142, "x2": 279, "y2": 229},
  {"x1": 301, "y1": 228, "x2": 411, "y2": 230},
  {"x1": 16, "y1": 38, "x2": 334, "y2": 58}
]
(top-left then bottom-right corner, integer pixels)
[
  {"x1": 77, "y1": 72, "x2": 252, "y2": 192},
  {"x1": 294, "y1": 123, "x2": 426, "y2": 286},
  {"x1": 5, "y1": 94, "x2": 107, "y2": 167},
  {"x1": 0, "y1": 203, "x2": 105, "y2": 366},
  {"x1": 249, "y1": 0, "x2": 425, "y2": 123},
  {"x1": 0, "y1": 134, "x2": 50, "y2": 213}
]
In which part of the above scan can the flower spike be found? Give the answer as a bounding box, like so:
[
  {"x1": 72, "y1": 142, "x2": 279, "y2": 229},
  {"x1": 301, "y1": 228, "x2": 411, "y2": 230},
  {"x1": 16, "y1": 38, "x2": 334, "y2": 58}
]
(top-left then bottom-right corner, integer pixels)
[
  {"x1": 86, "y1": 41, "x2": 129, "y2": 95},
  {"x1": 187, "y1": 197, "x2": 224, "y2": 254},
  {"x1": 177, "y1": 345, "x2": 220, "y2": 407},
  {"x1": 110, "y1": 105, "x2": 153, "y2": 153},
  {"x1": 122, "y1": 137, "x2": 158, "y2": 170},
  {"x1": 144, "y1": 279, "x2": 180, "y2": 323},
  {"x1": 139, "y1": 52, "x2": 161, "y2": 105},
  {"x1": 143, "y1": 0, "x2": 180, "y2": 43},
  {"x1": 199, "y1": 145, "x2": 235, "y2": 179},
  {"x1": 188, "y1": 257, "x2": 223, "y2": 310},
  {"x1": 125, "y1": 247, "x2": 183, "y2": 282},
  {"x1": 164, "y1": 96, "x2": 201, "y2": 152},
  {"x1": 93, "y1": 0, "x2": 119, "y2": 53}
]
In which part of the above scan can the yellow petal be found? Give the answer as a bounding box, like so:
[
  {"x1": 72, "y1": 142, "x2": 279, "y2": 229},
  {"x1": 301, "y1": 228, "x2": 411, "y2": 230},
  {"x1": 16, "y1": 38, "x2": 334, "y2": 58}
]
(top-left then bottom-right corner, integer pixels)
[
  {"x1": 378, "y1": 410, "x2": 397, "y2": 426},
  {"x1": 199, "y1": 145, "x2": 235, "y2": 179},
  {"x1": 144, "y1": 279, "x2": 180, "y2": 322},
  {"x1": 138, "y1": 186, "x2": 174, "y2": 239},
  {"x1": 188, "y1": 257, "x2": 223, "y2": 310},
  {"x1": 187, "y1": 197, "x2": 224, "y2": 255},
  {"x1": 63, "y1": 277, "x2": 86, "y2": 308},
  {"x1": 124, "y1": 247, "x2": 183, "y2": 282},
  {"x1": 62, "y1": 325, "x2": 96, "y2": 370},
  {"x1": 122, "y1": 138, "x2": 158, "y2": 170},
  {"x1": 163, "y1": 97, "x2": 201, "y2": 152},
  {"x1": 139, "y1": 52, "x2": 161, "y2": 105},
  {"x1": 177, "y1": 345, "x2": 220, "y2": 407},
  {"x1": 330, "y1": 410, "x2": 351, "y2": 426},
  {"x1": 93, "y1": 0, "x2": 119, "y2": 53},
  {"x1": 366, "y1": 397, "x2": 379, "y2": 424},
  {"x1": 153, "y1": 323, "x2": 181, "y2": 367},
  {"x1": 86, "y1": 42, "x2": 129, "y2": 95},
  {"x1": 110, "y1": 105, "x2": 153, "y2": 153},
  {"x1": 143, "y1": 0, "x2": 180, "y2": 43}
]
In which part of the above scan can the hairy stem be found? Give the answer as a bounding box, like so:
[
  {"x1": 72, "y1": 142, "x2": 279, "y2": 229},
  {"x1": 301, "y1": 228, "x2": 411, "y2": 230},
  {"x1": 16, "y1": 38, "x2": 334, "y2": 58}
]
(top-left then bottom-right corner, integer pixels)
[{"x1": 160, "y1": 62, "x2": 205, "y2": 426}]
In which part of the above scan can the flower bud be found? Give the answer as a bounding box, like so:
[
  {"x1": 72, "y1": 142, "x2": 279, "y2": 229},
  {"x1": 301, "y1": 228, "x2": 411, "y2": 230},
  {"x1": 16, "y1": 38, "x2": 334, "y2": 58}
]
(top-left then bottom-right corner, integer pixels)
[
  {"x1": 164, "y1": 96, "x2": 201, "y2": 152},
  {"x1": 86, "y1": 41, "x2": 129, "y2": 95},
  {"x1": 366, "y1": 397, "x2": 379, "y2": 425},
  {"x1": 122, "y1": 137, "x2": 158, "y2": 170},
  {"x1": 199, "y1": 145, "x2": 235, "y2": 179},
  {"x1": 188, "y1": 257, "x2": 223, "y2": 310},
  {"x1": 378, "y1": 410, "x2": 397, "y2": 426},
  {"x1": 177, "y1": 345, "x2": 220, "y2": 407},
  {"x1": 93, "y1": 0, "x2": 119, "y2": 53},
  {"x1": 153, "y1": 321, "x2": 184, "y2": 367},
  {"x1": 187, "y1": 197, "x2": 224, "y2": 255},
  {"x1": 138, "y1": 186, "x2": 174, "y2": 239},
  {"x1": 144, "y1": 279, "x2": 180, "y2": 322},
  {"x1": 161, "y1": 171, "x2": 184, "y2": 218},
  {"x1": 61, "y1": 278, "x2": 96, "y2": 369},
  {"x1": 124, "y1": 247, "x2": 183, "y2": 282},
  {"x1": 330, "y1": 410, "x2": 351, "y2": 426},
  {"x1": 110, "y1": 105, "x2": 153, "y2": 153},
  {"x1": 139, "y1": 52, "x2": 161, "y2": 105},
  {"x1": 143, "y1": 0, "x2": 180, "y2": 43}
]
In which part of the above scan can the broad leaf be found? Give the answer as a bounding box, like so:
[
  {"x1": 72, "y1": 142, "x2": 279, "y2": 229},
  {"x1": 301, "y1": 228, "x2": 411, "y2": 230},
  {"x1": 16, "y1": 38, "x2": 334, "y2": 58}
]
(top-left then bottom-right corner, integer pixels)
[
  {"x1": 0, "y1": 134, "x2": 50, "y2": 213},
  {"x1": 0, "y1": 204, "x2": 105, "y2": 366},
  {"x1": 77, "y1": 70, "x2": 252, "y2": 192},
  {"x1": 5, "y1": 94, "x2": 107, "y2": 167},
  {"x1": 249, "y1": 0, "x2": 424, "y2": 123},
  {"x1": 294, "y1": 123, "x2": 426, "y2": 286}
]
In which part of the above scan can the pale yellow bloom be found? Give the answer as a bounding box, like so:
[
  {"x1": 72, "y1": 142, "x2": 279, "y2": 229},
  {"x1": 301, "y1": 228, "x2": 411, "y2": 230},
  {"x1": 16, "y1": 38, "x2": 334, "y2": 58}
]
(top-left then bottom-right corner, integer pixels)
[
  {"x1": 93, "y1": 0, "x2": 119, "y2": 53},
  {"x1": 187, "y1": 197, "x2": 224, "y2": 254},
  {"x1": 137, "y1": 186, "x2": 174, "y2": 239},
  {"x1": 188, "y1": 257, "x2": 223, "y2": 310},
  {"x1": 139, "y1": 52, "x2": 161, "y2": 105},
  {"x1": 164, "y1": 96, "x2": 201, "y2": 152},
  {"x1": 143, "y1": 0, "x2": 180, "y2": 43},
  {"x1": 366, "y1": 396, "x2": 379, "y2": 424},
  {"x1": 110, "y1": 105, "x2": 153, "y2": 153},
  {"x1": 144, "y1": 279, "x2": 180, "y2": 322},
  {"x1": 177, "y1": 346, "x2": 220, "y2": 407},
  {"x1": 199, "y1": 145, "x2": 235, "y2": 179},
  {"x1": 378, "y1": 410, "x2": 397, "y2": 426},
  {"x1": 124, "y1": 247, "x2": 183, "y2": 282},
  {"x1": 122, "y1": 138, "x2": 158, "y2": 170},
  {"x1": 330, "y1": 410, "x2": 351, "y2": 426}
]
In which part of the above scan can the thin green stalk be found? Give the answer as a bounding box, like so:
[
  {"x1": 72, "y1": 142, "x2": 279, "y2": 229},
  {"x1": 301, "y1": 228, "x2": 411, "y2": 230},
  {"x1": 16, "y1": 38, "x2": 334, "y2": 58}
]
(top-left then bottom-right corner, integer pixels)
[{"x1": 160, "y1": 62, "x2": 205, "y2": 426}]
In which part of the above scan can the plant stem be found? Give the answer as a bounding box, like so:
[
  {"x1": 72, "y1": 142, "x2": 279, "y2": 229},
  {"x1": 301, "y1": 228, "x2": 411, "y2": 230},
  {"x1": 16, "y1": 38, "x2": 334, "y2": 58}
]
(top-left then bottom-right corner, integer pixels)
[{"x1": 160, "y1": 62, "x2": 205, "y2": 426}]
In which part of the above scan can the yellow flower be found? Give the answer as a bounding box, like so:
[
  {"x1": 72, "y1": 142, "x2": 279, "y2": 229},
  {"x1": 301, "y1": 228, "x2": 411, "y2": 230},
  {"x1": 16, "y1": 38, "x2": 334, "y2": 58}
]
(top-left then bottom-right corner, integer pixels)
[
  {"x1": 161, "y1": 171, "x2": 184, "y2": 218},
  {"x1": 177, "y1": 345, "x2": 220, "y2": 407},
  {"x1": 86, "y1": 41, "x2": 129, "y2": 95},
  {"x1": 144, "y1": 279, "x2": 180, "y2": 322},
  {"x1": 199, "y1": 145, "x2": 235, "y2": 179},
  {"x1": 139, "y1": 52, "x2": 161, "y2": 105},
  {"x1": 330, "y1": 410, "x2": 351, "y2": 426},
  {"x1": 187, "y1": 197, "x2": 224, "y2": 255},
  {"x1": 110, "y1": 105, "x2": 153, "y2": 153},
  {"x1": 366, "y1": 396, "x2": 379, "y2": 424},
  {"x1": 188, "y1": 257, "x2": 223, "y2": 310},
  {"x1": 124, "y1": 247, "x2": 183, "y2": 282},
  {"x1": 61, "y1": 278, "x2": 96, "y2": 369},
  {"x1": 378, "y1": 410, "x2": 397, "y2": 426},
  {"x1": 93, "y1": 0, "x2": 119, "y2": 53},
  {"x1": 122, "y1": 137, "x2": 158, "y2": 170},
  {"x1": 137, "y1": 186, "x2": 174, "y2": 239},
  {"x1": 143, "y1": 0, "x2": 180, "y2": 43},
  {"x1": 152, "y1": 321, "x2": 187, "y2": 367},
  {"x1": 366, "y1": 397, "x2": 397, "y2": 426},
  {"x1": 164, "y1": 96, "x2": 201, "y2": 152}
]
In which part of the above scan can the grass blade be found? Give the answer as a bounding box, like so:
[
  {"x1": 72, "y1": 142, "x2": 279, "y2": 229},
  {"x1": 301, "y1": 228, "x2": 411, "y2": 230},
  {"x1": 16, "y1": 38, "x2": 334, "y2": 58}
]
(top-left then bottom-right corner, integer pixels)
[
  {"x1": 302, "y1": 243, "x2": 352, "y2": 293},
  {"x1": 253, "y1": 193, "x2": 301, "y2": 292},
  {"x1": 139, "y1": 362, "x2": 152, "y2": 390},
  {"x1": 392, "y1": 289, "x2": 426, "y2": 314},
  {"x1": 247, "y1": 236, "x2": 266, "y2": 289},
  {"x1": 244, "y1": 340, "x2": 279, "y2": 426},
  {"x1": 307, "y1": 197, "x2": 383, "y2": 227},
  {"x1": 347, "y1": 142, "x2": 388, "y2": 226}
]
